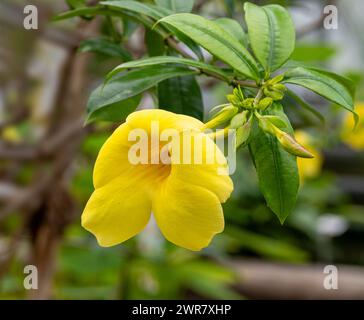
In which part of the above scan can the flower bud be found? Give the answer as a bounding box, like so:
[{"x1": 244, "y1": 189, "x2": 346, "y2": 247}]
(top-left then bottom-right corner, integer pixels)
[
  {"x1": 275, "y1": 129, "x2": 314, "y2": 158},
  {"x1": 258, "y1": 97, "x2": 273, "y2": 111},
  {"x1": 230, "y1": 111, "x2": 248, "y2": 129},
  {"x1": 204, "y1": 104, "x2": 238, "y2": 129},
  {"x1": 269, "y1": 74, "x2": 285, "y2": 84},
  {"x1": 236, "y1": 121, "x2": 251, "y2": 148},
  {"x1": 272, "y1": 83, "x2": 287, "y2": 92},
  {"x1": 263, "y1": 88, "x2": 284, "y2": 100}
]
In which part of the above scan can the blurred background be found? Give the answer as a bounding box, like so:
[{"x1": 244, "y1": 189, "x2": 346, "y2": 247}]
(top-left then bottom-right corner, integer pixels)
[{"x1": 1, "y1": 0, "x2": 364, "y2": 300}]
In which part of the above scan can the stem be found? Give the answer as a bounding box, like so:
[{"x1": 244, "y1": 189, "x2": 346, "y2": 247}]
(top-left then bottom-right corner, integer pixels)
[{"x1": 253, "y1": 88, "x2": 264, "y2": 106}]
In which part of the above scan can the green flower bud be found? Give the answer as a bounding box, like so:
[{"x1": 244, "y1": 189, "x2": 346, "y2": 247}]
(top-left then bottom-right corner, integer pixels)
[
  {"x1": 230, "y1": 111, "x2": 248, "y2": 129},
  {"x1": 273, "y1": 83, "x2": 287, "y2": 92},
  {"x1": 236, "y1": 121, "x2": 251, "y2": 148},
  {"x1": 269, "y1": 74, "x2": 285, "y2": 84},
  {"x1": 204, "y1": 104, "x2": 238, "y2": 129},
  {"x1": 258, "y1": 97, "x2": 273, "y2": 111},
  {"x1": 275, "y1": 129, "x2": 314, "y2": 158},
  {"x1": 242, "y1": 98, "x2": 255, "y2": 109},
  {"x1": 264, "y1": 88, "x2": 284, "y2": 100}
]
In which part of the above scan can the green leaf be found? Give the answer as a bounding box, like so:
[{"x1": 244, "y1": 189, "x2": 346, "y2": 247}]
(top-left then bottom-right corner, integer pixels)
[
  {"x1": 106, "y1": 56, "x2": 231, "y2": 82},
  {"x1": 145, "y1": 29, "x2": 166, "y2": 57},
  {"x1": 155, "y1": 0, "x2": 195, "y2": 13},
  {"x1": 87, "y1": 66, "x2": 197, "y2": 120},
  {"x1": 291, "y1": 44, "x2": 337, "y2": 62},
  {"x1": 214, "y1": 18, "x2": 248, "y2": 47},
  {"x1": 79, "y1": 38, "x2": 131, "y2": 61},
  {"x1": 283, "y1": 66, "x2": 357, "y2": 122},
  {"x1": 66, "y1": 0, "x2": 86, "y2": 9},
  {"x1": 158, "y1": 13, "x2": 260, "y2": 80},
  {"x1": 249, "y1": 104, "x2": 299, "y2": 223},
  {"x1": 158, "y1": 75, "x2": 203, "y2": 120},
  {"x1": 100, "y1": 0, "x2": 172, "y2": 20},
  {"x1": 244, "y1": 2, "x2": 295, "y2": 74},
  {"x1": 86, "y1": 95, "x2": 141, "y2": 124},
  {"x1": 53, "y1": 7, "x2": 107, "y2": 21}
]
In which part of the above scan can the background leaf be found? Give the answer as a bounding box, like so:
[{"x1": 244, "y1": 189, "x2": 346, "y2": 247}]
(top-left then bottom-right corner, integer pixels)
[
  {"x1": 79, "y1": 38, "x2": 131, "y2": 60},
  {"x1": 87, "y1": 66, "x2": 197, "y2": 120},
  {"x1": 159, "y1": 13, "x2": 259, "y2": 80},
  {"x1": 283, "y1": 66, "x2": 357, "y2": 120},
  {"x1": 155, "y1": 0, "x2": 195, "y2": 13},
  {"x1": 107, "y1": 56, "x2": 231, "y2": 82},
  {"x1": 249, "y1": 104, "x2": 299, "y2": 223},
  {"x1": 158, "y1": 75, "x2": 203, "y2": 120},
  {"x1": 86, "y1": 95, "x2": 141, "y2": 124},
  {"x1": 244, "y1": 2, "x2": 295, "y2": 74}
]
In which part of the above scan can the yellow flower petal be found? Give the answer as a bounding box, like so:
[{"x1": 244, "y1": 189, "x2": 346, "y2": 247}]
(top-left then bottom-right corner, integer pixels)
[
  {"x1": 152, "y1": 176, "x2": 224, "y2": 251},
  {"x1": 170, "y1": 132, "x2": 233, "y2": 202},
  {"x1": 82, "y1": 175, "x2": 152, "y2": 247},
  {"x1": 341, "y1": 103, "x2": 364, "y2": 150},
  {"x1": 295, "y1": 130, "x2": 323, "y2": 182}
]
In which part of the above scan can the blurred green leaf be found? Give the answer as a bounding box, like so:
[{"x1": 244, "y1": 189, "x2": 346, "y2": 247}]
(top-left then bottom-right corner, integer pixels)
[
  {"x1": 158, "y1": 75, "x2": 203, "y2": 120},
  {"x1": 155, "y1": 0, "x2": 195, "y2": 13},
  {"x1": 291, "y1": 44, "x2": 337, "y2": 62},
  {"x1": 79, "y1": 38, "x2": 131, "y2": 61}
]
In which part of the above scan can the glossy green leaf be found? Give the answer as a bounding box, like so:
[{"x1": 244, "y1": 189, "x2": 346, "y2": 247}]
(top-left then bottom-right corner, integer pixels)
[
  {"x1": 158, "y1": 75, "x2": 203, "y2": 120},
  {"x1": 244, "y1": 2, "x2": 295, "y2": 74},
  {"x1": 158, "y1": 13, "x2": 260, "y2": 80},
  {"x1": 53, "y1": 7, "x2": 108, "y2": 21},
  {"x1": 87, "y1": 66, "x2": 197, "y2": 120},
  {"x1": 100, "y1": 0, "x2": 172, "y2": 20},
  {"x1": 283, "y1": 66, "x2": 357, "y2": 121},
  {"x1": 249, "y1": 104, "x2": 299, "y2": 223},
  {"x1": 86, "y1": 95, "x2": 141, "y2": 124},
  {"x1": 155, "y1": 0, "x2": 195, "y2": 13},
  {"x1": 145, "y1": 29, "x2": 165, "y2": 57},
  {"x1": 214, "y1": 18, "x2": 248, "y2": 47},
  {"x1": 106, "y1": 56, "x2": 231, "y2": 82},
  {"x1": 291, "y1": 44, "x2": 337, "y2": 62},
  {"x1": 79, "y1": 38, "x2": 131, "y2": 61}
]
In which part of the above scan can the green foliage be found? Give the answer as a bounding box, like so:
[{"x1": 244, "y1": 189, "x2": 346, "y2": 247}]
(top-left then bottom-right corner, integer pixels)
[
  {"x1": 155, "y1": 0, "x2": 195, "y2": 13},
  {"x1": 158, "y1": 13, "x2": 260, "y2": 79},
  {"x1": 158, "y1": 75, "x2": 204, "y2": 120},
  {"x1": 244, "y1": 2, "x2": 295, "y2": 75},
  {"x1": 87, "y1": 66, "x2": 197, "y2": 122},
  {"x1": 283, "y1": 66, "x2": 357, "y2": 122},
  {"x1": 55, "y1": 0, "x2": 357, "y2": 223},
  {"x1": 79, "y1": 38, "x2": 131, "y2": 60},
  {"x1": 249, "y1": 104, "x2": 299, "y2": 223}
]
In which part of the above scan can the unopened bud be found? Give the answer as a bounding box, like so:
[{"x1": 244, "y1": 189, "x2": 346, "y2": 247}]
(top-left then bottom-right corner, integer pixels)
[
  {"x1": 204, "y1": 105, "x2": 238, "y2": 129},
  {"x1": 264, "y1": 88, "x2": 284, "y2": 100},
  {"x1": 236, "y1": 121, "x2": 251, "y2": 148},
  {"x1": 258, "y1": 97, "x2": 273, "y2": 111},
  {"x1": 273, "y1": 83, "x2": 287, "y2": 92},
  {"x1": 270, "y1": 74, "x2": 285, "y2": 84},
  {"x1": 275, "y1": 129, "x2": 314, "y2": 158},
  {"x1": 230, "y1": 111, "x2": 248, "y2": 129}
]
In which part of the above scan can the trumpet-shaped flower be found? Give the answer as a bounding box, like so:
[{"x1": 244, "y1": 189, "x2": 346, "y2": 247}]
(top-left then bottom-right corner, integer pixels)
[
  {"x1": 82, "y1": 109, "x2": 233, "y2": 251},
  {"x1": 341, "y1": 103, "x2": 364, "y2": 150}
]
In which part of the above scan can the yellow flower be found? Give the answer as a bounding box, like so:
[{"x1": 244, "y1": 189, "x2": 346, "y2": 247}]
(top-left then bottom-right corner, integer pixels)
[
  {"x1": 82, "y1": 109, "x2": 233, "y2": 251},
  {"x1": 295, "y1": 130, "x2": 323, "y2": 182},
  {"x1": 341, "y1": 103, "x2": 364, "y2": 150}
]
